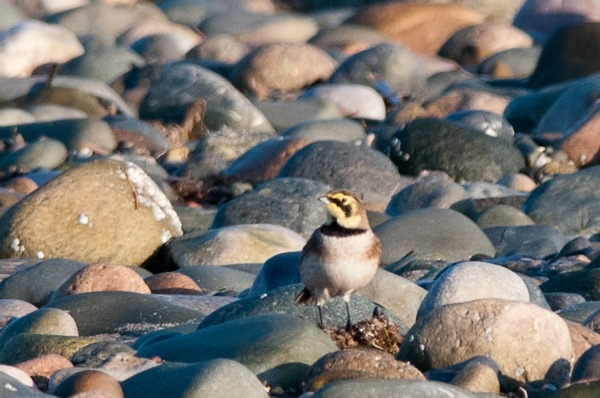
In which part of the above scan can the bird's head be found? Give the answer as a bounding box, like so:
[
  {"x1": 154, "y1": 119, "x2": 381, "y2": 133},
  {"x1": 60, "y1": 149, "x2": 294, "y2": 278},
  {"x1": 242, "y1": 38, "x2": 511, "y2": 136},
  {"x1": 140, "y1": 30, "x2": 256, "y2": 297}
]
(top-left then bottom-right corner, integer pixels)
[{"x1": 320, "y1": 189, "x2": 369, "y2": 229}]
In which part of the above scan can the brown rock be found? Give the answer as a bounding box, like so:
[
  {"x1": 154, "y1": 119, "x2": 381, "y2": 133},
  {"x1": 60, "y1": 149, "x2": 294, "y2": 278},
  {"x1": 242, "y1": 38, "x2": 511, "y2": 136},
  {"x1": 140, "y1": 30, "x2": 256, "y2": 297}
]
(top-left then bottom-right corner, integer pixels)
[
  {"x1": 16, "y1": 354, "x2": 73, "y2": 379},
  {"x1": 349, "y1": 3, "x2": 485, "y2": 55},
  {"x1": 53, "y1": 370, "x2": 124, "y2": 398},
  {"x1": 223, "y1": 137, "x2": 311, "y2": 184},
  {"x1": 0, "y1": 188, "x2": 25, "y2": 207},
  {"x1": 577, "y1": 321, "x2": 600, "y2": 360},
  {"x1": 231, "y1": 42, "x2": 337, "y2": 99},
  {"x1": 387, "y1": 102, "x2": 431, "y2": 125},
  {"x1": 450, "y1": 361, "x2": 501, "y2": 394},
  {"x1": 305, "y1": 348, "x2": 425, "y2": 392},
  {"x1": 498, "y1": 173, "x2": 537, "y2": 193},
  {"x1": 52, "y1": 264, "x2": 151, "y2": 300},
  {"x1": 3, "y1": 177, "x2": 38, "y2": 195},
  {"x1": 424, "y1": 89, "x2": 510, "y2": 117},
  {"x1": 439, "y1": 24, "x2": 532, "y2": 67},
  {"x1": 0, "y1": 159, "x2": 182, "y2": 265},
  {"x1": 145, "y1": 272, "x2": 203, "y2": 294},
  {"x1": 399, "y1": 299, "x2": 573, "y2": 384},
  {"x1": 561, "y1": 109, "x2": 600, "y2": 167}
]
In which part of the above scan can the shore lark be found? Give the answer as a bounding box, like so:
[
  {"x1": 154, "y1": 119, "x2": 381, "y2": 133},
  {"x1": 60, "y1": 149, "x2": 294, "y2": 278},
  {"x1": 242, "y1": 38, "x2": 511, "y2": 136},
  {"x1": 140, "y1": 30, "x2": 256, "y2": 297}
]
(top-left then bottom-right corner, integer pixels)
[{"x1": 295, "y1": 189, "x2": 381, "y2": 331}]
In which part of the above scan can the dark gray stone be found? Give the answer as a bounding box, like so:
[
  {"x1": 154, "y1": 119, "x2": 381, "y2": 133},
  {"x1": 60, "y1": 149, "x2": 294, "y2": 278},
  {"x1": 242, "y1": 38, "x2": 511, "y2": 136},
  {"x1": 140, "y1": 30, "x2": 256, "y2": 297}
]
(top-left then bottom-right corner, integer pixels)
[
  {"x1": 278, "y1": 140, "x2": 402, "y2": 205},
  {"x1": 211, "y1": 178, "x2": 330, "y2": 239},
  {"x1": 44, "y1": 291, "x2": 203, "y2": 336},
  {"x1": 558, "y1": 301, "x2": 600, "y2": 323},
  {"x1": 178, "y1": 265, "x2": 256, "y2": 293},
  {"x1": 137, "y1": 313, "x2": 338, "y2": 389},
  {"x1": 523, "y1": 166, "x2": 600, "y2": 235},
  {"x1": 373, "y1": 208, "x2": 496, "y2": 265},
  {"x1": 545, "y1": 292, "x2": 586, "y2": 312},
  {"x1": 240, "y1": 252, "x2": 301, "y2": 298},
  {"x1": 379, "y1": 118, "x2": 525, "y2": 183},
  {"x1": 484, "y1": 225, "x2": 568, "y2": 258}
]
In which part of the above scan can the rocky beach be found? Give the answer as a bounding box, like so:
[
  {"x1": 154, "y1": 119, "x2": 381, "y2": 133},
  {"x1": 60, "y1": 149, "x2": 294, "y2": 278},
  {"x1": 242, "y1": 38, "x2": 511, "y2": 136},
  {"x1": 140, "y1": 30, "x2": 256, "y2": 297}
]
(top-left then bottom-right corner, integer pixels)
[{"x1": 0, "y1": 0, "x2": 600, "y2": 396}]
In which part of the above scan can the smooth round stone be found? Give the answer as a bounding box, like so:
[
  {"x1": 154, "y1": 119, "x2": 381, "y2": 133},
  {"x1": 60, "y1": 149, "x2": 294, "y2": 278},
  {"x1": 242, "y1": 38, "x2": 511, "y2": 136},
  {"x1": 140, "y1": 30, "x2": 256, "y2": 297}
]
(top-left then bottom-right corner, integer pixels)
[
  {"x1": 145, "y1": 272, "x2": 203, "y2": 295},
  {"x1": 280, "y1": 118, "x2": 366, "y2": 143},
  {"x1": 386, "y1": 172, "x2": 474, "y2": 217},
  {"x1": 60, "y1": 46, "x2": 144, "y2": 84},
  {"x1": 122, "y1": 359, "x2": 268, "y2": 398},
  {"x1": 0, "y1": 108, "x2": 35, "y2": 126},
  {"x1": 46, "y1": 2, "x2": 168, "y2": 40},
  {"x1": 174, "y1": 206, "x2": 216, "y2": 234},
  {"x1": 230, "y1": 42, "x2": 336, "y2": 99},
  {"x1": 0, "y1": 364, "x2": 34, "y2": 388},
  {"x1": 497, "y1": 173, "x2": 537, "y2": 193},
  {"x1": 329, "y1": 43, "x2": 428, "y2": 101},
  {"x1": 199, "y1": 10, "x2": 318, "y2": 44},
  {"x1": 311, "y1": 379, "x2": 488, "y2": 398},
  {"x1": 529, "y1": 22, "x2": 600, "y2": 89},
  {"x1": 484, "y1": 225, "x2": 568, "y2": 258},
  {"x1": 0, "y1": 334, "x2": 97, "y2": 365},
  {"x1": 26, "y1": 104, "x2": 87, "y2": 122},
  {"x1": 51, "y1": 264, "x2": 151, "y2": 301},
  {"x1": 308, "y1": 23, "x2": 388, "y2": 54},
  {"x1": 70, "y1": 341, "x2": 134, "y2": 368},
  {"x1": 306, "y1": 350, "x2": 425, "y2": 392},
  {"x1": 545, "y1": 292, "x2": 586, "y2": 312},
  {"x1": 299, "y1": 84, "x2": 386, "y2": 121},
  {"x1": 463, "y1": 182, "x2": 523, "y2": 200},
  {"x1": 478, "y1": 47, "x2": 542, "y2": 79},
  {"x1": 399, "y1": 299, "x2": 573, "y2": 384},
  {"x1": 503, "y1": 82, "x2": 568, "y2": 133},
  {"x1": 240, "y1": 252, "x2": 301, "y2": 298},
  {"x1": 476, "y1": 205, "x2": 535, "y2": 228},
  {"x1": 139, "y1": 62, "x2": 273, "y2": 132},
  {"x1": 0, "y1": 20, "x2": 84, "y2": 77},
  {"x1": 0, "y1": 138, "x2": 67, "y2": 173},
  {"x1": 0, "y1": 368, "x2": 49, "y2": 397},
  {"x1": 438, "y1": 23, "x2": 532, "y2": 67},
  {"x1": 0, "y1": 308, "x2": 78, "y2": 353},
  {"x1": 572, "y1": 344, "x2": 600, "y2": 382},
  {"x1": 0, "y1": 160, "x2": 182, "y2": 265},
  {"x1": 253, "y1": 98, "x2": 344, "y2": 131},
  {"x1": 523, "y1": 166, "x2": 600, "y2": 235},
  {"x1": 278, "y1": 140, "x2": 402, "y2": 206},
  {"x1": 542, "y1": 269, "x2": 600, "y2": 301},
  {"x1": 199, "y1": 283, "x2": 401, "y2": 331},
  {"x1": 416, "y1": 261, "x2": 530, "y2": 319},
  {"x1": 558, "y1": 301, "x2": 600, "y2": 323},
  {"x1": 15, "y1": 353, "x2": 73, "y2": 383},
  {"x1": 222, "y1": 138, "x2": 311, "y2": 184},
  {"x1": 515, "y1": 0, "x2": 600, "y2": 44},
  {"x1": 137, "y1": 313, "x2": 338, "y2": 389},
  {"x1": 446, "y1": 110, "x2": 514, "y2": 142},
  {"x1": 169, "y1": 224, "x2": 305, "y2": 268},
  {"x1": 211, "y1": 178, "x2": 329, "y2": 239},
  {"x1": 44, "y1": 291, "x2": 203, "y2": 336},
  {"x1": 0, "y1": 299, "x2": 37, "y2": 318},
  {"x1": 178, "y1": 265, "x2": 256, "y2": 293},
  {"x1": 187, "y1": 33, "x2": 249, "y2": 64},
  {"x1": 0, "y1": 118, "x2": 116, "y2": 154},
  {"x1": 53, "y1": 369, "x2": 123, "y2": 398},
  {"x1": 380, "y1": 117, "x2": 525, "y2": 183},
  {"x1": 374, "y1": 208, "x2": 495, "y2": 264},
  {"x1": 131, "y1": 33, "x2": 189, "y2": 65},
  {"x1": 552, "y1": 380, "x2": 600, "y2": 398},
  {"x1": 0, "y1": 259, "x2": 87, "y2": 306}
]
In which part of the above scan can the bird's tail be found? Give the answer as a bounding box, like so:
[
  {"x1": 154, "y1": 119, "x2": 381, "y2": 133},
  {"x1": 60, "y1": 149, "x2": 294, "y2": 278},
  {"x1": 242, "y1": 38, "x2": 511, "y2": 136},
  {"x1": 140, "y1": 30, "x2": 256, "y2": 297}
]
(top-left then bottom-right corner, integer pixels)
[{"x1": 294, "y1": 287, "x2": 314, "y2": 305}]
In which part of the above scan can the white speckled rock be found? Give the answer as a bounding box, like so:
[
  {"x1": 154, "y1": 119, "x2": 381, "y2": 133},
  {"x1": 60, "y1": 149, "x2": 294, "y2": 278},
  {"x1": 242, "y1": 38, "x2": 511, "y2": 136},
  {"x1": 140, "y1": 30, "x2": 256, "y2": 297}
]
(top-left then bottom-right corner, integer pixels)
[{"x1": 0, "y1": 159, "x2": 182, "y2": 265}]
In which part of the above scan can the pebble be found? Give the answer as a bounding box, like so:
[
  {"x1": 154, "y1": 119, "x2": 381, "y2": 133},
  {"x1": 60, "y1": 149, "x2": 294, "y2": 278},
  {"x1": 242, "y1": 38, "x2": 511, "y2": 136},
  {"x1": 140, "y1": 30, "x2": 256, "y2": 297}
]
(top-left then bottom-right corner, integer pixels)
[
  {"x1": 279, "y1": 118, "x2": 366, "y2": 143},
  {"x1": 144, "y1": 272, "x2": 203, "y2": 295},
  {"x1": 299, "y1": 84, "x2": 386, "y2": 121},
  {"x1": 15, "y1": 354, "x2": 73, "y2": 381}
]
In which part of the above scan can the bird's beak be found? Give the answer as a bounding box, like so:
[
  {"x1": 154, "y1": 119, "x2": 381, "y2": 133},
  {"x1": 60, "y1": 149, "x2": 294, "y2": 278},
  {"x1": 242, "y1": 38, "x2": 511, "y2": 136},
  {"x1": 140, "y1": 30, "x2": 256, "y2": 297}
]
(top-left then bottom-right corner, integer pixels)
[{"x1": 319, "y1": 196, "x2": 329, "y2": 204}]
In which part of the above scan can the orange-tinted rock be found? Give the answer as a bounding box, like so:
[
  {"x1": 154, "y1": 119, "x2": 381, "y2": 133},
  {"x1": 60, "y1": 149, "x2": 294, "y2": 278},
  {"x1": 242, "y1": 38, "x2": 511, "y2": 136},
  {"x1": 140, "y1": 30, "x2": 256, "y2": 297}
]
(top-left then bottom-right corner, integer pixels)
[
  {"x1": 0, "y1": 188, "x2": 25, "y2": 207},
  {"x1": 349, "y1": 3, "x2": 485, "y2": 55},
  {"x1": 561, "y1": 110, "x2": 600, "y2": 167},
  {"x1": 425, "y1": 89, "x2": 510, "y2": 117},
  {"x1": 566, "y1": 320, "x2": 600, "y2": 364},
  {"x1": 145, "y1": 272, "x2": 203, "y2": 294},
  {"x1": 16, "y1": 354, "x2": 73, "y2": 379},
  {"x1": 3, "y1": 177, "x2": 38, "y2": 195},
  {"x1": 53, "y1": 370, "x2": 124, "y2": 398},
  {"x1": 52, "y1": 264, "x2": 151, "y2": 300}
]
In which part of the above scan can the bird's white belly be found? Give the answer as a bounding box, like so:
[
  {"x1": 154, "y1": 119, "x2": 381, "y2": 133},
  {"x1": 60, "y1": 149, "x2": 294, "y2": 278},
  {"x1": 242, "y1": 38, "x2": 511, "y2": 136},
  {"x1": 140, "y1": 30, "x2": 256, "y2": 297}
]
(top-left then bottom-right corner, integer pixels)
[{"x1": 301, "y1": 232, "x2": 379, "y2": 300}]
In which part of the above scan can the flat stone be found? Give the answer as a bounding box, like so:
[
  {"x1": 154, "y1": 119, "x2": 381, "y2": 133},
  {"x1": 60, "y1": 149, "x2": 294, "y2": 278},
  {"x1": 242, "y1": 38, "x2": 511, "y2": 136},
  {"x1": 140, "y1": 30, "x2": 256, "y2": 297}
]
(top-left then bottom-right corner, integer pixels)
[
  {"x1": 484, "y1": 225, "x2": 568, "y2": 258},
  {"x1": 0, "y1": 334, "x2": 98, "y2": 365},
  {"x1": 280, "y1": 119, "x2": 366, "y2": 143}
]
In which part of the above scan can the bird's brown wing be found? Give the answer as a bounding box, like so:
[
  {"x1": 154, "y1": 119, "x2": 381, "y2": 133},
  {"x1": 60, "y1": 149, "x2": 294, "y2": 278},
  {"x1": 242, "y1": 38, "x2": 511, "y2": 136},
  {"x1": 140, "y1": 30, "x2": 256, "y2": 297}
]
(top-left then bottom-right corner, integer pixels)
[{"x1": 294, "y1": 287, "x2": 315, "y2": 305}]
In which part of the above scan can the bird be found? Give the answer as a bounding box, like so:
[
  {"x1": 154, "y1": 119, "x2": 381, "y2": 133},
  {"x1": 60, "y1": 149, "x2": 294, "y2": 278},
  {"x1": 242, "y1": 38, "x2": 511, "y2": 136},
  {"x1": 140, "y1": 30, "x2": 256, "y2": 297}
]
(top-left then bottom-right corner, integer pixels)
[{"x1": 294, "y1": 189, "x2": 381, "y2": 331}]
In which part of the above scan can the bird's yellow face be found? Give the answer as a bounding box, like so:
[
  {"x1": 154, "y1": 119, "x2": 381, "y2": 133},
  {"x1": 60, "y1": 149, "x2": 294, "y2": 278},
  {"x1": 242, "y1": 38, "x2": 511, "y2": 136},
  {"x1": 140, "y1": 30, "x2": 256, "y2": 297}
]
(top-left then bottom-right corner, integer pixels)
[{"x1": 320, "y1": 190, "x2": 367, "y2": 229}]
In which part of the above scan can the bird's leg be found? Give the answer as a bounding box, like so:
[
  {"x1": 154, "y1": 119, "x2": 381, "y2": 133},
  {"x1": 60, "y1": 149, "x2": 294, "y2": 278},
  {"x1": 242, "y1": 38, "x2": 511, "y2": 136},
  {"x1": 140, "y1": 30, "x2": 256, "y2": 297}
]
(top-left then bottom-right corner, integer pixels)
[
  {"x1": 318, "y1": 305, "x2": 325, "y2": 329},
  {"x1": 345, "y1": 300, "x2": 352, "y2": 332}
]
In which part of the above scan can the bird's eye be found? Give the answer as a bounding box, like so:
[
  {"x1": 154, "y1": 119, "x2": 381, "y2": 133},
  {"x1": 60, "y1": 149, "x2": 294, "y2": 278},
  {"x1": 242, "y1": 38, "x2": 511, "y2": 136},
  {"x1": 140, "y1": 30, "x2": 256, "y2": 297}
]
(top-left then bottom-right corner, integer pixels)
[{"x1": 341, "y1": 198, "x2": 347, "y2": 203}]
